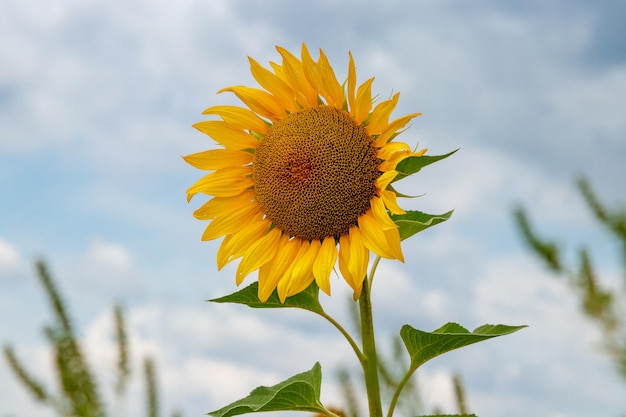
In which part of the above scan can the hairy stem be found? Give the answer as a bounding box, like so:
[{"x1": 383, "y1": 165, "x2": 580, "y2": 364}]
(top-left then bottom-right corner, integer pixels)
[{"x1": 359, "y1": 278, "x2": 382, "y2": 417}]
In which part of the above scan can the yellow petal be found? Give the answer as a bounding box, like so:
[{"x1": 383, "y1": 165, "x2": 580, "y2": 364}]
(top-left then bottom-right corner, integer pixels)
[
  {"x1": 216, "y1": 218, "x2": 271, "y2": 270},
  {"x1": 379, "y1": 159, "x2": 400, "y2": 172},
  {"x1": 367, "y1": 93, "x2": 400, "y2": 135},
  {"x1": 248, "y1": 57, "x2": 298, "y2": 113},
  {"x1": 377, "y1": 144, "x2": 426, "y2": 172},
  {"x1": 358, "y1": 212, "x2": 392, "y2": 257},
  {"x1": 313, "y1": 236, "x2": 338, "y2": 295},
  {"x1": 258, "y1": 236, "x2": 300, "y2": 302},
  {"x1": 288, "y1": 239, "x2": 318, "y2": 290},
  {"x1": 216, "y1": 234, "x2": 234, "y2": 269},
  {"x1": 378, "y1": 151, "x2": 415, "y2": 172},
  {"x1": 347, "y1": 51, "x2": 356, "y2": 113},
  {"x1": 338, "y1": 235, "x2": 352, "y2": 290},
  {"x1": 338, "y1": 227, "x2": 369, "y2": 300},
  {"x1": 235, "y1": 227, "x2": 281, "y2": 285},
  {"x1": 186, "y1": 166, "x2": 253, "y2": 200},
  {"x1": 301, "y1": 45, "x2": 324, "y2": 97},
  {"x1": 218, "y1": 86, "x2": 286, "y2": 121},
  {"x1": 277, "y1": 240, "x2": 317, "y2": 302},
  {"x1": 353, "y1": 77, "x2": 375, "y2": 125},
  {"x1": 380, "y1": 189, "x2": 405, "y2": 215},
  {"x1": 369, "y1": 196, "x2": 398, "y2": 230},
  {"x1": 201, "y1": 105, "x2": 268, "y2": 134},
  {"x1": 384, "y1": 227, "x2": 404, "y2": 262},
  {"x1": 183, "y1": 149, "x2": 253, "y2": 171},
  {"x1": 269, "y1": 61, "x2": 284, "y2": 79},
  {"x1": 299, "y1": 44, "x2": 343, "y2": 108},
  {"x1": 283, "y1": 273, "x2": 315, "y2": 300},
  {"x1": 317, "y1": 49, "x2": 344, "y2": 108},
  {"x1": 376, "y1": 142, "x2": 411, "y2": 161},
  {"x1": 275, "y1": 46, "x2": 318, "y2": 108},
  {"x1": 193, "y1": 190, "x2": 255, "y2": 220},
  {"x1": 200, "y1": 202, "x2": 260, "y2": 241},
  {"x1": 373, "y1": 113, "x2": 421, "y2": 147},
  {"x1": 358, "y1": 211, "x2": 403, "y2": 261},
  {"x1": 193, "y1": 121, "x2": 259, "y2": 150},
  {"x1": 375, "y1": 170, "x2": 398, "y2": 190}
]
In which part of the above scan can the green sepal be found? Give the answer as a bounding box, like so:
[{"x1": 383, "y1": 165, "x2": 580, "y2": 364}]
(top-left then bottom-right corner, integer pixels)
[
  {"x1": 401, "y1": 323, "x2": 527, "y2": 370},
  {"x1": 387, "y1": 183, "x2": 424, "y2": 198},
  {"x1": 207, "y1": 363, "x2": 330, "y2": 417},
  {"x1": 391, "y1": 210, "x2": 454, "y2": 240},
  {"x1": 209, "y1": 281, "x2": 325, "y2": 315},
  {"x1": 392, "y1": 149, "x2": 458, "y2": 183}
]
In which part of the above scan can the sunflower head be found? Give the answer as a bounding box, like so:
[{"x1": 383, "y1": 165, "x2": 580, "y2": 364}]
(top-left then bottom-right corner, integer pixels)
[{"x1": 185, "y1": 44, "x2": 425, "y2": 302}]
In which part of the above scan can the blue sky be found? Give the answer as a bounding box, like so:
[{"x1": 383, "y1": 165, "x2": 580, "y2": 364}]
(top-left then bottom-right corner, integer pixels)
[{"x1": 1, "y1": 1, "x2": 626, "y2": 416}]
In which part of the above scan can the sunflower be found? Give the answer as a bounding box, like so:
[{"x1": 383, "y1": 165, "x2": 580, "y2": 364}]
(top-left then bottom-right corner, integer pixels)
[{"x1": 185, "y1": 44, "x2": 425, "y2": 302}]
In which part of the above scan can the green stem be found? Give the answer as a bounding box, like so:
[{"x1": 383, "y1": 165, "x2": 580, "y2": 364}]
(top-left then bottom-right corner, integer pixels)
[
  {"x1": 386, "y1": 368, "x2": 414, "y2": 417},
  {"x1": 318, "y1": 406, "x2": 343, "y2": 417},
  {"x1": 368, "y1": 255, "x2": 382, "y2": 289},
  {"x1": 359, "y1": 276, "x2": 383, "y2": 417}
]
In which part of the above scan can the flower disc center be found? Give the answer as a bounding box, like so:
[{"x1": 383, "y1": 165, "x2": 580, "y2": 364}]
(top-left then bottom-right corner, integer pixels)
[{"x1": 253, "y1": 106, "x2": 380, "y2": 241}]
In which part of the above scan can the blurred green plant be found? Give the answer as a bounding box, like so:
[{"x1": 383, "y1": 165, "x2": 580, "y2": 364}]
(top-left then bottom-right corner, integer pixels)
[
  {"x1": 514, "y1": 177, "x2": 626, "y2": 381},
  {"x1": 3, "y1": 260, "x2": 182, "y2": 417}
]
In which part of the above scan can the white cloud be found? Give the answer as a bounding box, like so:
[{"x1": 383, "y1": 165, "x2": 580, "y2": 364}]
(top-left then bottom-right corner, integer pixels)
[
  {"x1": 465, "y1": 252, "x2": 626, "y2": 416},
  {"x1": 418, "y1": 368, "x2": 457, "y2": 413},
  {"x1": 171, "y1": 357, "x2": 280, "y2": 406},
  {"x1": 84, "y1": 238, "x2": 132, "y2": 271},
  {"x1": 548, "y1": 65, "x2": 626, "y2": 146},
  {"x1": 0, "y1": 0, "x2": 257, "y2": 170},
  {"x1": 0, "y1": 237, "x2": 21, "y2": 274},
  {"x1": 78, "y1": 301, "x2": 357, "y2": 414},
  {"x1": 472, "y1": 253, "x2": 572, "y2": 324},
  {"x1": 407, "y1": 146, "x2": 590, "y2": 226},
  {"x1": 374, "y1": 261, "x2": 454, "y2": 325}
]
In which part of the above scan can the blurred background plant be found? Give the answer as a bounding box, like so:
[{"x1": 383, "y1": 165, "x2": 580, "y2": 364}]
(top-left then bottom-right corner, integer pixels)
[
  {"x1": 4, "y1": 261, "x2": 471, "y2": 417},
  {"x1": 514, "y1": 177, "x2": 626, "y2": 383},
  {"x1": 3, "y1": 260, "x2": 182, "y2": 417}
]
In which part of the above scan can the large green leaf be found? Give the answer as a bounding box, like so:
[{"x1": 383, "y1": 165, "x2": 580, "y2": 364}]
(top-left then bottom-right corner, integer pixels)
[
  {"x1": 208, "y1": 363, "x2": 329, "y2": 417},
  {"x1": 392, "y1": 149, "x2": 458, "y2": 183},
  {"x1": 391, "y1": 210, "x2": 454, "y2": 240},
  {"x1": 401, "y1": 323, "x2": 526, "y2": 370},
  {"x1": 209, "y1": 281, "x2": 325, "y2": 315}
]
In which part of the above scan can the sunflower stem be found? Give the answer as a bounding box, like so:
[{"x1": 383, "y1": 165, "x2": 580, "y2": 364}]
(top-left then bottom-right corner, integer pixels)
[
  {"x1": 386, "y1": 367, "x2": 414, "y2": 417},
  {"x1": 359, "y1": 276, "x2": 383, "y2": 417}
]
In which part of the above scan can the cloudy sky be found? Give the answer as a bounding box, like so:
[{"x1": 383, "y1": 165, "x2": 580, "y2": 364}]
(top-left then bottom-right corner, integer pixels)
[{"x1": 1, "y1": 1, "x2": 626, "y2": 416}]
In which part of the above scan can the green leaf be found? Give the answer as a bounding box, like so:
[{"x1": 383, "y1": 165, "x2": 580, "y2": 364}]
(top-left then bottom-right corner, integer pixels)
[
  {"x1": 393, "y1": 149, "x2": 458, "y2": 183},
  {"x1": 209, "y1": 281, "x2": 325, "y2": 315},
  {"x1": 391, "y1": 210, "x2": 454, "y2": 240},
  {"x1": 401, "y1": 323, "x2": 526, "y2": 370},
  {"x1": 208, "y1": 363, "x2": 329, "y2": 417}
]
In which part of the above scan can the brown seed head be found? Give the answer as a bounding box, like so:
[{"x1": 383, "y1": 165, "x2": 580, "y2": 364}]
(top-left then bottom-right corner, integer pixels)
[{"x1": 253, "y1": 106, "x2": 381, "y2": 241}]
